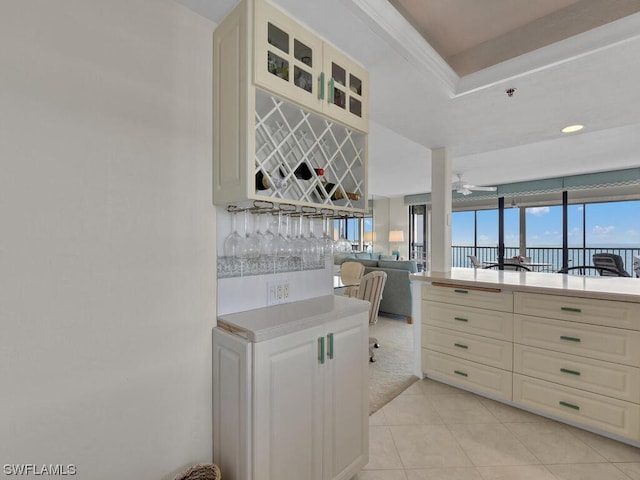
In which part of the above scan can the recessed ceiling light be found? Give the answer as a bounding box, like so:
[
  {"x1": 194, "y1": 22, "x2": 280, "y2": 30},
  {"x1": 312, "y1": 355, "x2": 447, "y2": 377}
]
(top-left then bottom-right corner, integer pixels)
[{"x1": 561, "y1": 124, "x2": 584, "y2": 133}]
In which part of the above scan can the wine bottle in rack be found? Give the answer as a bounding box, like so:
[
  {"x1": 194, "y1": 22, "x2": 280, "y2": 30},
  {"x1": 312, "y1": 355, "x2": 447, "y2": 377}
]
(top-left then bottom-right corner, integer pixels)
[
  {"x1": 293, "y1": 163, "x2": 324, "y2": 180},
  {"x1": 316, "y1": 181, "x2": 360, "y2": 201},
  {"x1": 255, "y1": 168, "x2": 288, "y2": 191}
]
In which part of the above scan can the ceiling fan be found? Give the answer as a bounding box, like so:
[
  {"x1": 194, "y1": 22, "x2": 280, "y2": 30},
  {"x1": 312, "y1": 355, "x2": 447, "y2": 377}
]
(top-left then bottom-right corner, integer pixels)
[{"x1": 453, "y1": 173, "x2": 497, "y2": 196}]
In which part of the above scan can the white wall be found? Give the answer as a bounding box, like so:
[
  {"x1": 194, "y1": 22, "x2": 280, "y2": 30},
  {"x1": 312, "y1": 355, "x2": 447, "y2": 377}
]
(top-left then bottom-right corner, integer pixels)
[
  {"x1": 372, "y1": 198, "x2": 390, "y2": 254},
  {"x1": 215, "y1": 208, "x2": 333, "y2": 314},
  {"x1": 0, "y1": 1, "x2": 216, "y2": 479},
  {"x1": 372, "y1": 197, "x2": 409, "y2": 259},
  {"x1": 389, "y1": 197, "x2": 409, "y2": 259}
]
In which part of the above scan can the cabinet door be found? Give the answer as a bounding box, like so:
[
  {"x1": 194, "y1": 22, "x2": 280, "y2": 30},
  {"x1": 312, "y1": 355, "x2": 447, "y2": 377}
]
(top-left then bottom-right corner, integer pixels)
[
  {"x1": 212, "y1": 328, "x2": 252, "y2": 480},
  {"x1": 322, "y1": 43, "x2": 368, "y2": 132},
  {"x1": 254, "y1": 0, "x2": 324, "y2": 113},
  {"x1": 253, "y1": 325, "x2": 325, "y2": 480},
  {"x1": 323, "y1": 312, "x2": 369, "y2": 480}
]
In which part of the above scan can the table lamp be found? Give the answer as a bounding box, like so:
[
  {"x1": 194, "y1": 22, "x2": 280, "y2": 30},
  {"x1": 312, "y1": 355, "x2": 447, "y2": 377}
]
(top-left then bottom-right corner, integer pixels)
[{"x1": 388, "y1": 230, "x2": 404, "y2": 259}]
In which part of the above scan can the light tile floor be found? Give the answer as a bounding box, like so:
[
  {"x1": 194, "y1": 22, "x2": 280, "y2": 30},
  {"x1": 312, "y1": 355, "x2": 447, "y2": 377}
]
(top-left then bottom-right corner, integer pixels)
[{"x1": 356, "y1": 378, "x2": 640, "y2": 480}]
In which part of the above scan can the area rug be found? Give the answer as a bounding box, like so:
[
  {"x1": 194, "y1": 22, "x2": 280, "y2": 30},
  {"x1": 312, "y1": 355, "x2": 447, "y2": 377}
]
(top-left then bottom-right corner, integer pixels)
[{"x1": 368, "y1": 315, "x2": 419, "y2": 414}]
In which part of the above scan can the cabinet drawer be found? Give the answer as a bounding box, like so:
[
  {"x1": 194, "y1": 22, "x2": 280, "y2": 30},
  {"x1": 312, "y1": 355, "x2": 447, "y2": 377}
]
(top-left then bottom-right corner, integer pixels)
[
  {"x1": 422, "y1": 283, "x2": 512, "y2": 312},
  {"x1": 514, "y1": 344, "x2": 640, "y2": 403},
  {"x1": 514, "y1": 292, "x2": 640, "y2": 330},
  {"x1": 422, "y1": 350, "x2": 512, "y2": 400},
  {"x1": 423, "y1": 326, "x2": 513, "y2": 370},
  {"x1": 514, "y1": 374, "x2": 640, "y2": 441},
  {"x1": 423, "y1": 301, "x2": 513, "y2": 341},
  {"x1": 514, "y1": 315, "x2": 640, "y2": 366}
]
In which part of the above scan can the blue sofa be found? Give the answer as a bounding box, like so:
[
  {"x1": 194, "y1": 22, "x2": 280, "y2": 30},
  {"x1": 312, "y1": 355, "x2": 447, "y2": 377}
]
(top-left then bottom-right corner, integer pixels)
[{"x1": 334, "y1": 252, "x2": 417, "y2": 323}]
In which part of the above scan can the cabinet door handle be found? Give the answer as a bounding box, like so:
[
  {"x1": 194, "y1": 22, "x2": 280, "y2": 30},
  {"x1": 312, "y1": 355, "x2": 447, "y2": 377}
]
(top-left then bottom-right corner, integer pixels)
[
  {"x1": 454, "y1": 317, "x2": 468, "y2": 322},
  {"x1": 454, "y1": 370, "x2": 468, "y2": 377},
  {"x1": 560, "y1": 335, "x2": 581, "y2": 342},
  {"x1": 454, "y1": 343, "x2": 468, "y2": 349},
  {"x1": 454, "y1": 289, "x2": 468, "y2": 294},
  {"x1": 327, "y1": 333, "x2": 334, "y2": 360},
  {"x1": 560, "y1": 368, "x2": 581, "y2": 376},
  {"x1": 328, "y1": 77, "x2": 335, "y2": 104},
  {"x1": 318, "y1": 337, "x2": 325, "y2": 364},
  {"x1": 561, "y1": 307, "x2": 582, "y2": 313},
  {"x1": 319, "y1": 72, "x2": 325, "y2": 100},
  {"x1": 559, "y1": 401, "x2": 580, "y2": 411}
]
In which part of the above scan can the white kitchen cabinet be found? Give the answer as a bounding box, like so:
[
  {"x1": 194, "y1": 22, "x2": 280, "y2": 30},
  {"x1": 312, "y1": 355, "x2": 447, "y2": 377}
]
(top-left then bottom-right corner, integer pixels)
[
  {"x1": 213, "y1": 0, "x2": 368, "y2": 211},
  {"x1": 415, "y1": 270, "x2": 640, "y2": 445},
  {"x1": 213, "y1": 296, "x2": 369, "y2": 480},
  {"x1": 421, "y1": 283, "x2": 514, "y2": 401}
]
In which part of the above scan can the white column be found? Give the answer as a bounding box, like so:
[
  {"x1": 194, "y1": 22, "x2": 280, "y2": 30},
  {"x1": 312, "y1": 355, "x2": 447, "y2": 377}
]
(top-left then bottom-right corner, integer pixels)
[
  {"x1": 430, "y1": 147, "x2": 452, "y2": 272},
  {"x1": 519, "y1": 206, "x2": 527, "y2": 257}
]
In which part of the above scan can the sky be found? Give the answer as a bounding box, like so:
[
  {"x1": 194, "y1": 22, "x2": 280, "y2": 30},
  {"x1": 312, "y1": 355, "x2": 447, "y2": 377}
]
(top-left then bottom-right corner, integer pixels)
[{"x1": 452, "y1": 200, "x2": 640, "y2": 247}]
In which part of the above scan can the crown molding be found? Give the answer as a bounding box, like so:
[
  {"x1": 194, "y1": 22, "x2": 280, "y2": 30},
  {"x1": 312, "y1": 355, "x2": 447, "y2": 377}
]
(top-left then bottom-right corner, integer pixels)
[
  {"x1": 343, "y1": 0, "x2": 459, "y2": 95},
  {"x1": 345, "y1": 1, "x2": 640, "y2": 99}
]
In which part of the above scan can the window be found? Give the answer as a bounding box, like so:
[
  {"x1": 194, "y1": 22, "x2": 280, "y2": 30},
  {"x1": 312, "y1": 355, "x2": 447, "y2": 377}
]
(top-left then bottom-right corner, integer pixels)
[{"x1": 333, "y1": 215, "x2": 372, "y2": 251}]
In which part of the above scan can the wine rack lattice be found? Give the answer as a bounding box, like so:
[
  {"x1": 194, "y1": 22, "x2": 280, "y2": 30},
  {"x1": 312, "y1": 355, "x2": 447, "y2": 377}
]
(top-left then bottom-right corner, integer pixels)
[{"x1": 254, "y1": 89, "x2": 365, "y2": 210}]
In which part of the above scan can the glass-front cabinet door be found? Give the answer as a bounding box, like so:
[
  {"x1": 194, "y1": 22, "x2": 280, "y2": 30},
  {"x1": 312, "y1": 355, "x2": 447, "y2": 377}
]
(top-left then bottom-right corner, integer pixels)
[
  {"x1": 254, "y1": 0, "x2": 324, "y2": 114},
  {"x1": 322, "y1": 43, "x2": 368, "y2": 133}
]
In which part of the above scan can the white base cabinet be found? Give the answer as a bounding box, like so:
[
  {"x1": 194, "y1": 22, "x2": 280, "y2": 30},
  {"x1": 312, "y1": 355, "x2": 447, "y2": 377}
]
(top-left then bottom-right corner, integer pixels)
[
  {"x1": 213, "y1": 298, "x2": 369, "y2": 480},
  {"x1": 420, "y1": 280, "x2": 640, "y2": 444}
]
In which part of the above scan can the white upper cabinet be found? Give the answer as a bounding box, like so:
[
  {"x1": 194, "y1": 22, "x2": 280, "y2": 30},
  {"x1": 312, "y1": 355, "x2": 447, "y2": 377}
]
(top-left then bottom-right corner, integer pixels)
[
  {"x1": 254, "y1": 0, "x2": 368, "y2": 132},
  {"x1": 213, "y1": 0, "x2": 368, "y2": 211}
]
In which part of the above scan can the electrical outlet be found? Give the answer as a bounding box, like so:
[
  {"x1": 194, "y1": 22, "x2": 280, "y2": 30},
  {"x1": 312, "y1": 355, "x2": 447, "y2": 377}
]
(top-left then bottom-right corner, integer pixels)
[{"x1": 267, "y1": 280, "x2": 291, "y2": 306}]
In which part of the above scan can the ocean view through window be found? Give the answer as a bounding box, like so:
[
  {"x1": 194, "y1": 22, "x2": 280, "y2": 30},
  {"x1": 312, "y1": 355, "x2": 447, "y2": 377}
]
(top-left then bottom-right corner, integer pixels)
[{"x1": 451, "y1": 199, "x2": 640, "y2": 274}]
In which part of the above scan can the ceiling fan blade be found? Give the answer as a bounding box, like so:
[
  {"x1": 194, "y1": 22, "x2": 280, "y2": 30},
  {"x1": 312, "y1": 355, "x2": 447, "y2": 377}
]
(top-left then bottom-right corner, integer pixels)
[{"x1": 452, "y1": 174, "x2": 496, "y2": 194}]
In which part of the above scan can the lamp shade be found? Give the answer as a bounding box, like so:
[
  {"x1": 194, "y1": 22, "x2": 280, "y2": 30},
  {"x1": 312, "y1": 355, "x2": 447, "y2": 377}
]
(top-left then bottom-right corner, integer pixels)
[{"x1": 388, "y1": 230, "x2": 404, "y2": 243}]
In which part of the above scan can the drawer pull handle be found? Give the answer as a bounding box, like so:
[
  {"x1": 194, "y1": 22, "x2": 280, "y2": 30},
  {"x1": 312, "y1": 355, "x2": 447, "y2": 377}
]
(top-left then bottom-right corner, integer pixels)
[
  {"x1": 560, "y1": 368, "x2": 581, "y2": 376},
  {"x1": 327, "y1": 333, "x2": 334, "y2": 360},
  {"x1": 560, "y1": 335, "x2": 581, "y2": 342},
  {"x1": 318, "y1": 337, "x2": 325, "y2": 364},
  {"x1": 454, "y1": 289, "x2": 468, "y2": 294},
  {"x1": 454, "y1": 317, "x2": 468, "y2": 322},
  {"x1": 454, "y1": 370, "x2": 468, "y2": 377},
  {"x1": 561, "y1": 307, "x2": 582, "y2": 313},
  {"x1": 454, "y1": 343, "x2": 468, "y2": 349},
  {"x1": 559, "y1": 401, "x2": 580, "y2": 411}
]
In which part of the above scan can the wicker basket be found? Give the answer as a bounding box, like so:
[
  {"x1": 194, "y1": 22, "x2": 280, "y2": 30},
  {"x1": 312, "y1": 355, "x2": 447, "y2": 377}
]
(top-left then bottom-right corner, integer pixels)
[{"x1": 175, "y1": 463, "x2": 221, "y2": 480}]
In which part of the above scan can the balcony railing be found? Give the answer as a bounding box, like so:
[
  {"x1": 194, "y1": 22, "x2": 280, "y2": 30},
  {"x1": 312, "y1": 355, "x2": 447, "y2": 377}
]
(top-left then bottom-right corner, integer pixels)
[{"x1": 451, "y1": 245, "x2": 640, "y2": 275}]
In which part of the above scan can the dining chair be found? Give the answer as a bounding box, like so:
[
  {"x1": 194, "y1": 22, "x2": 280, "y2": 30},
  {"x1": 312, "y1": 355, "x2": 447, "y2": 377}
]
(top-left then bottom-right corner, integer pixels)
[
  {"x1": 353, "y1": 271, "x2": 387, "y2": 362},
  {"x1": 592, "y1": 253, "x2": 631, "y2": 277},
  {"x1": 467, "y1": 255, "x2": 482, "y2": 268},
  {"x1": 483, "y1": 263, "x2": 531, "y2": 271},
  {"x1": 557, "y1": 265, "x2": 622, "y2": 276},
  {"x1": 340, "y1": 261, "x2": 365, "y2": 296}
]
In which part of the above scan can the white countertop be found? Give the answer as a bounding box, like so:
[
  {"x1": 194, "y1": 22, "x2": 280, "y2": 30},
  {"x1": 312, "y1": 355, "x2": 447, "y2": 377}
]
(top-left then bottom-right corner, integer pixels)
[
  {"x1": 410, "y1": 268, "x2": 640, "y2": 303},
  {"x1": 216, "y1": 294, "x2": 370, "y2": 342}
]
